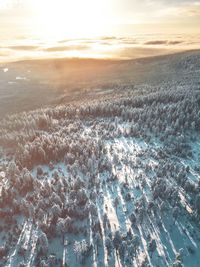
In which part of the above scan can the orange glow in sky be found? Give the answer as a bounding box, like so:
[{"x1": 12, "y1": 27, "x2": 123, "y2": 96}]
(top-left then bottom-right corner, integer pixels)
[{"x1": 0, "y1": 0, "x2": 199, "y2": 61}]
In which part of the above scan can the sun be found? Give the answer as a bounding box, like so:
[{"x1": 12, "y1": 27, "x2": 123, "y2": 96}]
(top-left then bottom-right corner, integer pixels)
[{"x1": 30, "y1": 0, "x2": 107, "y2": 40}]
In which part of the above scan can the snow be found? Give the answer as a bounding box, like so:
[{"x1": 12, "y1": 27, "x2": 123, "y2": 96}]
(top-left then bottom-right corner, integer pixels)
[
  {"x1": 16, "y1": 76, "x2": 27, "y2": 80},
  {"x1": 1, "y1": 111, "x2": 200, "y2": 266},
  {"x1": 31, "y1": 162, "x2": 68, "y2": 181},
  {"x1": 0, "y1": 171, "x2": 5, "y2": 179},
  {"x1": 1, "y1": 134, "x2": 200, "y2": 266}
]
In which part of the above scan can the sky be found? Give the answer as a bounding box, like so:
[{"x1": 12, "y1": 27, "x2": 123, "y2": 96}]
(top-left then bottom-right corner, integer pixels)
[{"x1": 0, "y1": 0, "x2": 200, "y2": 61}]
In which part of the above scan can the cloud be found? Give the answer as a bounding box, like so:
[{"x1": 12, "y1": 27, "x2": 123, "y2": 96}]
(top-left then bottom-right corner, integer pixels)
[
  {"x1": 100, "y1": 36, "x2": 118, "y2": 41},
  {"x1": 145, "y1": 40, "x2": 168, "y2": 45},
  {"x1": 149, "y1": 0, "x2": 199, "y2": 4},
  {"x1": 58, "y1": 39, "x2": 100, "y2": 45},
  {"x1": 119, "y1": 38, "x2": 138, "y2": 45},
  {"x1": 58, "y1": 39, "x2": 69, "y2": 44},
  {"x1": 144, "y1": 40, "x2": 183, "y2": 45},
  {"x1": 116, "y1": 46, "x2": 170, "y2": 59},
  {"x1": 122, "y1": 0, "x2": 200, "y2": 25},
  {"x1": 168, "y1": 40, "x2": 183, "y2": 45},
  {"x1": 3, "y1": 44, "x2": 90, "y2": 53},
  {"x1": 8, "y1": 45, "x2": 39, "y2": 50},
  {"x1": 0, "y1": 50, "x2": 10, "y2": 56},
  {"x1": 44, "y1": 45, "x2": 90, "y2": 52}
]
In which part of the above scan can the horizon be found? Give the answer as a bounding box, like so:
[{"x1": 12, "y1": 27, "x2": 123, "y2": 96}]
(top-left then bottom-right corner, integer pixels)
[{"x1": 0, "y1": 0, "x2": 200, "y2": 62}]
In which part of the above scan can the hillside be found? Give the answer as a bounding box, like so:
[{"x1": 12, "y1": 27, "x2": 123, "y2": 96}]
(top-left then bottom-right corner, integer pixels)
[
  {"x1": 0, "y1": 50, "x2": 200, "y2": 267},
  {"x1": 0, "y1": 50, "x2": 199, "y2": 117}
]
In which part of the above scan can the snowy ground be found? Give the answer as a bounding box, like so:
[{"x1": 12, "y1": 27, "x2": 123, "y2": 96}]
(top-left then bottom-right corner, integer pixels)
[{"x1": 1, "y1": 131, "x2": 200, "y2": 267}]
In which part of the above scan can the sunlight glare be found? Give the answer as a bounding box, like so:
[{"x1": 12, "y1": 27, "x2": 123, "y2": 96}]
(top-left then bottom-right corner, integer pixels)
[{"x1": 30, "y1": 0, "x2": 107, "y2": 40}]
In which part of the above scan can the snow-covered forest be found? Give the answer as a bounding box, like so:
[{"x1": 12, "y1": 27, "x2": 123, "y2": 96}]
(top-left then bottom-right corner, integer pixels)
[{"x1": 0, "y1": 51, "x2": 200, "y2": 267}]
